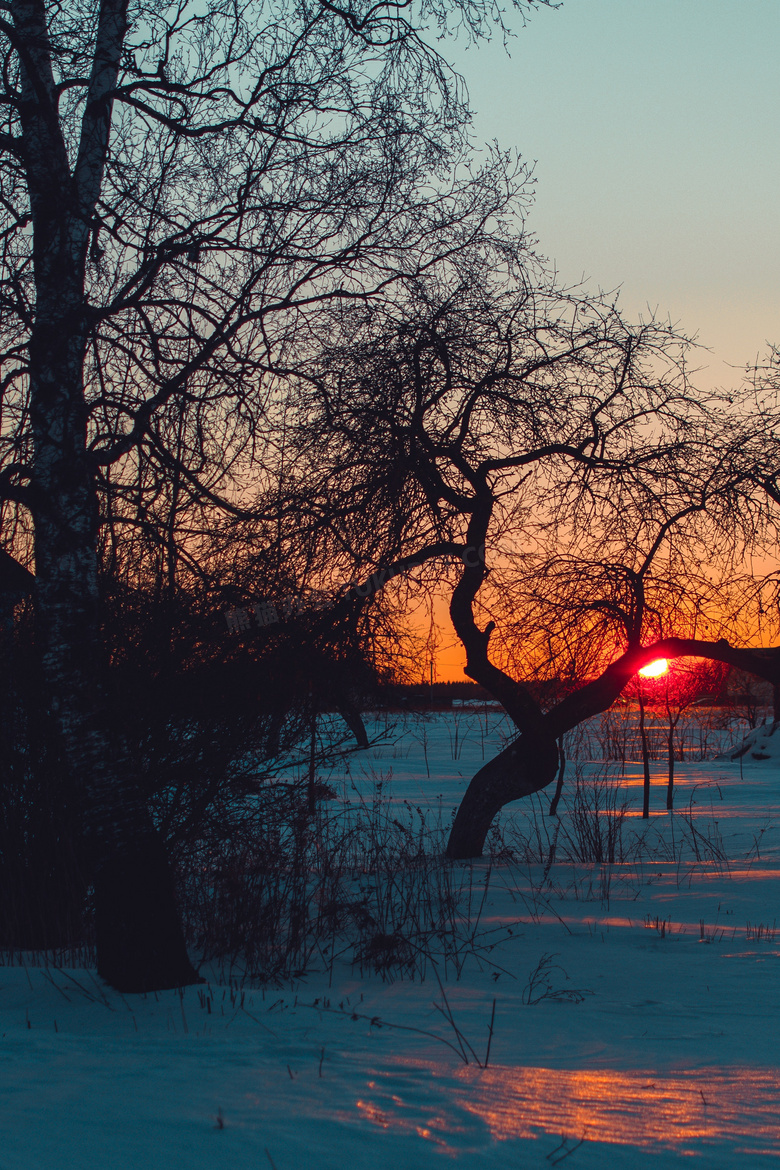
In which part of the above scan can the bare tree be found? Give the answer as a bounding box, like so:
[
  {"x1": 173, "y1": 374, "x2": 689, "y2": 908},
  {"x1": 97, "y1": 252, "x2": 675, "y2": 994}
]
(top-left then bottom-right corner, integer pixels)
[
  {"x1": 0, "y1": 0, "x2": 550, "y2": 989},
  {"x1": 289, "y1": 272, "x2": 774, "y2": 856}
]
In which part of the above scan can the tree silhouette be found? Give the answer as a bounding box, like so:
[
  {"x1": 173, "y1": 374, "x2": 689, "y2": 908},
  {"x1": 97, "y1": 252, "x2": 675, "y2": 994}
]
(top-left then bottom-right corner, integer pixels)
[
  {"x1": 0, "y1": 0, "x2": 546, "y2": 989},
  {"x1": 291, "y1": 272, "x2": 777, "y2": 856}
]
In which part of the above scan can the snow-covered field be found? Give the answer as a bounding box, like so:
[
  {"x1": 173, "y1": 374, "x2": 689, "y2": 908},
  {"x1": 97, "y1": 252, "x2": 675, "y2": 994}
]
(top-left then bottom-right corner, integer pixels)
[{"x1": 3, "y1": 710, "x2": 780, "y2": 1168}]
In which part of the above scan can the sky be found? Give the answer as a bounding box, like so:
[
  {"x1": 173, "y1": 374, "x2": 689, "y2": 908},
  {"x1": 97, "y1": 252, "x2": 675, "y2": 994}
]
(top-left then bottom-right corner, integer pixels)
[
  {"x1": 447, "y1": 0, "x2": 780, "y2": 387},
  {"x1": 434, "y1": 0, "x2": 780, "y2": 682}
]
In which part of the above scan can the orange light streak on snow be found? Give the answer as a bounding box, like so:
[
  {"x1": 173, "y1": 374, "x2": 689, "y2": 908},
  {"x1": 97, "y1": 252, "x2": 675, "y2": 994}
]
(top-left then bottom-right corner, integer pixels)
[
  {"x1": 639, "y1": 658, "x2": 669, "y2": 679},
  {"x1": 355, "y1": 1063, "x2": 780, "y2": 1155},
  {"x1": 355, "y1": 1092, "x2": 461, "y2": 1148},
  {"x1": 454, "y1": 1065, "x2": 780, "y2": 1151}
]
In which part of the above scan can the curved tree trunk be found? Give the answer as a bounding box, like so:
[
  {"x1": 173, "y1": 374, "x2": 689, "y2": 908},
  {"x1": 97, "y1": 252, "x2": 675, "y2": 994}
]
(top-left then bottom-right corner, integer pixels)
[
  {"x1": 444, "y1": 494, "x2": 562, "y2": 858},
  {"x1": 446, "y1": 729, "x2": 559, "y2": 858}
]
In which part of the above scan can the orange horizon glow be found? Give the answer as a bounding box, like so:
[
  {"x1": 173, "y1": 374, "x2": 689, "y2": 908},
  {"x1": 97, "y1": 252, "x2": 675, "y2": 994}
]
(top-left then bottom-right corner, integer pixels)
[{"x1": 638, "y1": 658, "x2": 669, "y2": 679}]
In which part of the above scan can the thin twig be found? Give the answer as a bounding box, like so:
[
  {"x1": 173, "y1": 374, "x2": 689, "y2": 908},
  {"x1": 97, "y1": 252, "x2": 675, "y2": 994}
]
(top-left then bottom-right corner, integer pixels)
[{"x1": 484, "y1": 998, "x2": 496, "y2": 1068}]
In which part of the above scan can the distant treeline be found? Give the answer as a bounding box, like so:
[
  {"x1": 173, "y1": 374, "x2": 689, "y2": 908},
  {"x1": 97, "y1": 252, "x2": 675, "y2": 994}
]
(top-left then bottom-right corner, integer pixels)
[{"x1": 387, "y1": 669, "x2": 775, "y2": 713}]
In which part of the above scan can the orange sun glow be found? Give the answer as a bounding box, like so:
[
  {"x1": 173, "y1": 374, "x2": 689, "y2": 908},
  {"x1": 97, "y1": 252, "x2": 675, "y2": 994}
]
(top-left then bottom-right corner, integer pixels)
[{"x1": 639, "y1": 658, "x2": 669, "y2": 679}]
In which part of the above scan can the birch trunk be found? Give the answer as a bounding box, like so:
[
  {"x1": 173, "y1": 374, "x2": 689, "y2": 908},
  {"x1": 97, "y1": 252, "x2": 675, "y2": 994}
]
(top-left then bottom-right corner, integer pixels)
[
  {"x1": 13, "y1": 0, "x2": 199, "y2": 991},
  {"x1": 30, "y1": 319, "x2": 201, "y2": 991}
]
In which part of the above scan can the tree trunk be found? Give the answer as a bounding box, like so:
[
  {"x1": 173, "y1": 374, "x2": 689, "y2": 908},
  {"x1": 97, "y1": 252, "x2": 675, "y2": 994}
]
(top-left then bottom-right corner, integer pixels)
[
  {"x1": 30, "y1": 323, "x2": 201, "y2": 991},
  {"x1": 638, "y1": 691, "x2": 651, "y2": 819},
  {"x1": 33, "y1": 477, "x2": 201, "y2": 991},
  {"x1": 446, "y1": 729, "x2": 559, "y2": 858},
  {"x1": 666, "y1": 706, "x2": 677, "y2": 811},
  {"x1": 10, "y1": 0, "x2": 201, "y2": 989},
  {"x1": 548, "y1": 739, "x2": 566, "y2": 817}
]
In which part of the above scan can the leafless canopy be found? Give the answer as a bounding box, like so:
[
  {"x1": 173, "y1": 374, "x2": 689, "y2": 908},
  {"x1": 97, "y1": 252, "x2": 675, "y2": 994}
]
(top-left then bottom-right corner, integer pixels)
[{"x1": 0, "y1": 0, "x2": 550, "y2": 568}]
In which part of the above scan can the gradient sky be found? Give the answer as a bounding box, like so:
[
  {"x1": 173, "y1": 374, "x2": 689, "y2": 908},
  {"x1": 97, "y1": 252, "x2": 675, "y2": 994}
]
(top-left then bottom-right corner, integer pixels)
[
  {"x1": 434, "y1": 1, "x2": 780, "y2": 680},
  {"x1": 447, "y1": 0, "x2": 780, "y2": 388}
]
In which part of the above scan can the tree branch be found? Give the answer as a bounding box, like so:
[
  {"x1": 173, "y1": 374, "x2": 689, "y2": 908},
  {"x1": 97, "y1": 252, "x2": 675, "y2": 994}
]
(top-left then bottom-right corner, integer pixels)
[{"x1": 546, "y1": 636, "x2": 780, "y2": 739}]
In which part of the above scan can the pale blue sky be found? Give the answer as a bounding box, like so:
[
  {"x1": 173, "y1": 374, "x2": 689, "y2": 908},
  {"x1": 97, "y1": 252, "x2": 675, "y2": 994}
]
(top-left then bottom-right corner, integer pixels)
[{"x1": 447, "y1": 0, "x2": 780, "y2": 387}]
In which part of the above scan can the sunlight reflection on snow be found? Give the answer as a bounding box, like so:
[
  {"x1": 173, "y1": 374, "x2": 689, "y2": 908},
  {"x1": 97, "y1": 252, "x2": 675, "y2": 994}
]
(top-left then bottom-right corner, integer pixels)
[{"x1": 355, "y1": 1063, "x2": 780, "y2": 1156}]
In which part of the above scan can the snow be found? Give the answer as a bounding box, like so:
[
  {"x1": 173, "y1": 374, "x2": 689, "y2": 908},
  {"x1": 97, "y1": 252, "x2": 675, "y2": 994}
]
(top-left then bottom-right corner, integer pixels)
[
  {"x1": 3, "y1": 711, "x2": 780, "y2": 1168},
  {"x1": 717, "y1": 719, "x2": 780, "y2": 762}
]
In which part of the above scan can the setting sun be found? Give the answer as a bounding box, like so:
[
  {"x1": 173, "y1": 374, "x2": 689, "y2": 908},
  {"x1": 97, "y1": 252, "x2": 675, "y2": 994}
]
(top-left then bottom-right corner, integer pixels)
[{"x1": 639, "y1": 658, "x2": 669, "y2": 679}]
